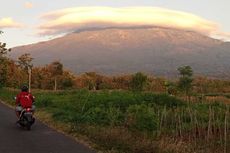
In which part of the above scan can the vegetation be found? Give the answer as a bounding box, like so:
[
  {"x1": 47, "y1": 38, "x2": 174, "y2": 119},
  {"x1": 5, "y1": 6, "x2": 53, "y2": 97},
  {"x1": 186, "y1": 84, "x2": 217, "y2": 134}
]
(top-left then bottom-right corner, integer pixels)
[
  {"x1": 0, "y1": 32, "x2": 11, "y2": 88},
  {"x1": 178, "y1": 65, "x2": 193, "y2": 102},
  {"x1": 18, "y1": 53, "x2": 33, "y2": 71},
  {"x1": 130, "y1": 72, "x2": 148, "y2": 91},
  {"x1": 0, "y1": 88, "x2": 229, "y2": 153},
  {"x1": 49, "y1": 61, "x2": 63, "y2": 91}
]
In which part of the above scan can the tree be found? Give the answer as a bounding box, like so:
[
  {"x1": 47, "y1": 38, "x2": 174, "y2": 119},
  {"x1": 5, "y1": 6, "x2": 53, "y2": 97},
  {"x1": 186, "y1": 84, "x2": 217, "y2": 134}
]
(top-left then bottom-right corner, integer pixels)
[
  {"x1": 33, "y1": 66, "x2": 53, "y2": 90},
  {"x1": 177, "y1": 65, "x2": 193, "y2": 102},
  {"x1": 18, "y1": 53, "x2": 33, "y2": 70},
  {"x1": 5, "y1": 59, "x2": 27, "y2": 88},
  {"x1": 0, "y1": 31, "x2": 11, "y2": 87},
  {"x1": 130, "y1": 72, "x2": 148, "y2": 91},
  {"x1": 49, "y1": 61, "x2": 63, "y2": 91},
  {"x1": 18, "y1": 53, "x2": 33, "y2": 91}
]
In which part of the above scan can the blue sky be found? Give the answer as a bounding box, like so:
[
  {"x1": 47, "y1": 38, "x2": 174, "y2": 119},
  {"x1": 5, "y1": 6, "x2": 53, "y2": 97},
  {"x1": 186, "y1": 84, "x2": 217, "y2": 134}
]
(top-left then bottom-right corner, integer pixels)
[{"x1": 0, "y1": 0, "x2": 230, "y2": 47}]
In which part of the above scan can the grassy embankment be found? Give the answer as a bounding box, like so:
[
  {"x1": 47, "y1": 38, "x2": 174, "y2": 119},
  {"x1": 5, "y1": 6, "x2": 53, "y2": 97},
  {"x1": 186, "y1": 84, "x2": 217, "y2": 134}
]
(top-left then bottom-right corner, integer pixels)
[{"x1": 0, "y1": 88, "x2": 229, "y2": 153}]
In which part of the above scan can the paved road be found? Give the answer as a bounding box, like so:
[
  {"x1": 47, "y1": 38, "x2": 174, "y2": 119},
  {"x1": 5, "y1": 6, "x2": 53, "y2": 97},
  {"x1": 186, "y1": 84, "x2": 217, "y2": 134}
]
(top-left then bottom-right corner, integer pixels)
[{"x1": 0, "y1": 102, "x2": 95, "y2": 153}]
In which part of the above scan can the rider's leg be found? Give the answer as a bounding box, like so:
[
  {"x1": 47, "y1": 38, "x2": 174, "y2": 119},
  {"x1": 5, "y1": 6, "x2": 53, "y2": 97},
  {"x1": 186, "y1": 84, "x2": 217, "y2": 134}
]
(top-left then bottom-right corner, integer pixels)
[
  {"x1": 15, "y1": 106, "x2": 22, "y2": 119},
  {"x1": 15, "y1": 110, "x2": 20, "y2": 118}
]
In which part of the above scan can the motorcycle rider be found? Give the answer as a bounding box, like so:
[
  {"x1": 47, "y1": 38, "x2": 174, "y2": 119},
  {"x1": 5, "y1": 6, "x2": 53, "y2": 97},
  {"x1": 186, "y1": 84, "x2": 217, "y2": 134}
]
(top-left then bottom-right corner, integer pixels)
[{"x1": 15, "y1": 85, "x2": 35, "y2": 120}]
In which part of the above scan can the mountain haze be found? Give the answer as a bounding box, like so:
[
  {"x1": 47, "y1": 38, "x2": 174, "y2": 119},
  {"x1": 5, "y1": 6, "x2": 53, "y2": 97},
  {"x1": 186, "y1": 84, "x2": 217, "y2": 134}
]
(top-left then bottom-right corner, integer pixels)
[{"x1": 11, "y1": 27, "x2": 230, "y2": 77}]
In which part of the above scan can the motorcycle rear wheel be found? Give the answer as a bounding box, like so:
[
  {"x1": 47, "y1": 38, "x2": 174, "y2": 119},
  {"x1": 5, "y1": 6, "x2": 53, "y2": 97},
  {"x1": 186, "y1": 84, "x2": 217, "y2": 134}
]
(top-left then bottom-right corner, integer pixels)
[{"x1": 26, "y1": 124, "x2": 31, "y2": 131}]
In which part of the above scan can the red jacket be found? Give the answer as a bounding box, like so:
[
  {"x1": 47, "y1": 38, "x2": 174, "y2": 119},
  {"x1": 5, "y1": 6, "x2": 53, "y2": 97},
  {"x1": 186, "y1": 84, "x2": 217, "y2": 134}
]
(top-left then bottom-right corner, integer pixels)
[{"x1": 16, "y1": 92, "x2": 34, "y2": 108}]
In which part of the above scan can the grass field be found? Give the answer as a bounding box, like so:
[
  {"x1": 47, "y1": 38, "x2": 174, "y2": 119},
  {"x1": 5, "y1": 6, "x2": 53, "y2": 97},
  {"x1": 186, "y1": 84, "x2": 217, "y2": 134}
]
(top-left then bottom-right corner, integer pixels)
[{"x1": 0, "y1": 88, "x2": 229, "y2": 153}]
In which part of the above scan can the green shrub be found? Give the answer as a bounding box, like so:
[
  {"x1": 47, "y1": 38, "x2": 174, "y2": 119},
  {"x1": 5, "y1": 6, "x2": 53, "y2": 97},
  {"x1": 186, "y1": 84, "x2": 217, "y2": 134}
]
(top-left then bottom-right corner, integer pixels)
[
  {"x1": 130, "y1": 72, "x2": 148, "y2": 91},
  {"x1": 127, "y1": 104, "x2": 157, "y2": 131},
  {"x1": 84, "y1": 107, "x2": 109, "y2": 125},
  {"x1": 140, "y1": 93, "x2": 185, "y2": 108}
]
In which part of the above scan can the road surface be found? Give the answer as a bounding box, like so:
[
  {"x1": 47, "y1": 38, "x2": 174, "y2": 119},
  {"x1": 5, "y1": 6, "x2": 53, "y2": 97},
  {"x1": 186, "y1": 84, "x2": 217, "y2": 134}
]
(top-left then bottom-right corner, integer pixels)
[{"x1": 0, "y1": 102, "x2": 95, "y2": 153}]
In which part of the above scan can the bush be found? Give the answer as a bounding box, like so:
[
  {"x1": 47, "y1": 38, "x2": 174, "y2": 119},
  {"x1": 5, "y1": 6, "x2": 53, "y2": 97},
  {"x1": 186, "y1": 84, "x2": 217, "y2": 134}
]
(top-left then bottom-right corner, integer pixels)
[
  {"x1": 130, "y1": 72, "x2": 148, "y2": 91},
  {"x1": 127, "y1": 104, "x2": 157, "y2": 131},
  {"x1": 140, "y1": 92, "x2": 185, "y2": 108}
]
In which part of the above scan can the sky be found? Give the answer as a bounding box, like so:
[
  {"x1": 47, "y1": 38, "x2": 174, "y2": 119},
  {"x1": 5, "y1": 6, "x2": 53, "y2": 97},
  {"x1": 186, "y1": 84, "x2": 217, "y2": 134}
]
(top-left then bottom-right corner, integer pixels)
[{"x1": 0, "y1": 0, "x2": 230, "y2": 48}]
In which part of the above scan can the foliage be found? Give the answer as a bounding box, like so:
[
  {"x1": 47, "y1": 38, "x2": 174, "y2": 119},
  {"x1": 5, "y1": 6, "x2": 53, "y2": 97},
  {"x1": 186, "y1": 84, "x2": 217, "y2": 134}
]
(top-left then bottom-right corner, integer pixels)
[
  {"x1": 18, "y1": 53, "x2": 33, "y2": 71},
  {"x1": 127, "y1": 104, "x2": 157, "y2": 131},
  {"x1": 1, "y1": 48, "x2": 230, "y2": 96},
  {"x1": 165, "y1": 81, "x2": 177, "y2": 95},
  {"x1": 49, "y1": 61, "x2": 63, "y2": 91},
  {"x1": 130, "y1": 72, "x2": 148, "y2": 91},
  {"x1": 178, "y1": 66, "x2": 193, "y2": 98},
  {"x1": 0, "y1": 33, "x2": 11, "y2": 87},
  {"x1": 59, "y1": 74, "x2": 74, "y2": 89},
  {"x1": 178, "y1": 65, "x2": 193, "y2": 77},
  {"x1": 49, "y1": 61, "x2": 63, "y2": 76},
  {"x1": 30, "y1": 90, "x2": 185, "y2": 127}
]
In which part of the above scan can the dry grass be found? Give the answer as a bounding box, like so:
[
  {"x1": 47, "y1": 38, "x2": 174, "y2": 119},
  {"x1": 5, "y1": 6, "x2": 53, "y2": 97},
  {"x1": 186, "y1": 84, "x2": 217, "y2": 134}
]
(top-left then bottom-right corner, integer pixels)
[{"x1": 205, "y1": 96, "x2": 230, "y2": 104}]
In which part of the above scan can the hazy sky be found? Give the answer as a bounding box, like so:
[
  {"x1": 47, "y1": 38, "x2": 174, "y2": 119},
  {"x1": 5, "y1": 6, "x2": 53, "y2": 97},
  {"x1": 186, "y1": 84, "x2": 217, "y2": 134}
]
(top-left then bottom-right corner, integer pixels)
[{"x1": 0, "y1": 0, "x2": 230, "y2": 47}]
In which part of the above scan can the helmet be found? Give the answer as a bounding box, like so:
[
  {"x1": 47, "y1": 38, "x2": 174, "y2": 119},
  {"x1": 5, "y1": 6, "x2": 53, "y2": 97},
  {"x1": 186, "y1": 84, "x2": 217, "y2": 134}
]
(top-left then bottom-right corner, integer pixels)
[{"x1": 21, "y1": 85, "x2": 29, "y2": 92}]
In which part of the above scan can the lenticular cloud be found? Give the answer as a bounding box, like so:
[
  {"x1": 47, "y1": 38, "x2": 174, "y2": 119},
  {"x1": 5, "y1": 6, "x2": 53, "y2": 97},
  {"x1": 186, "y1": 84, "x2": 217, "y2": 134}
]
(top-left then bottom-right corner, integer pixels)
[{"x1": 38, "y1": 7, "x2": 229, "y2": 40}]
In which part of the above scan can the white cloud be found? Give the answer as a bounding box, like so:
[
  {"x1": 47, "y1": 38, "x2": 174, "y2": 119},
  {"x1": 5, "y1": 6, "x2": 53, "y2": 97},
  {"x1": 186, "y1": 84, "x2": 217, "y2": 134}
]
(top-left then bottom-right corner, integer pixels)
[
  {"x1": 0, "y1": 17, "x2": 23, "y2": 28},
  {"x1": 38, "y1": 7, "x2": 229, "y2": 40},
  {"x1": 24, "y1": 2, "x2": 34, "y2": 9}
]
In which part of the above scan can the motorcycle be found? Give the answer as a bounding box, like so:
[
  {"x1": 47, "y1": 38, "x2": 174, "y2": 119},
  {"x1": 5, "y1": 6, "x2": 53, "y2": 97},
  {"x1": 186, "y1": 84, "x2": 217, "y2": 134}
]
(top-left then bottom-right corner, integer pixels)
[
  {"x1": 18, "y1": 107, "x2": 35, "y2": 130},
  {"x1": 14, "y1": 96, "x2": 35, "y2": 130}
]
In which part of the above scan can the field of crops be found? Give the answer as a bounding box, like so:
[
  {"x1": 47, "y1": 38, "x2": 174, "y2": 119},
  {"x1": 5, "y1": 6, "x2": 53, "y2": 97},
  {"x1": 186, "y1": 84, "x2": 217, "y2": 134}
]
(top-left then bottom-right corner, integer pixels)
[{"x1": 0, "y1": 88, "x2": 229, "y2": 153}]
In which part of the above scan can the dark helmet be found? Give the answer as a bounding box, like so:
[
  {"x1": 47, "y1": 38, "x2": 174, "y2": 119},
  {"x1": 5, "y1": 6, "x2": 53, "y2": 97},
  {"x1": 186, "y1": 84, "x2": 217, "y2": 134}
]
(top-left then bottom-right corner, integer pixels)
[{"x1": 21, "y1": 85, "x2": 29, "y2": 92}]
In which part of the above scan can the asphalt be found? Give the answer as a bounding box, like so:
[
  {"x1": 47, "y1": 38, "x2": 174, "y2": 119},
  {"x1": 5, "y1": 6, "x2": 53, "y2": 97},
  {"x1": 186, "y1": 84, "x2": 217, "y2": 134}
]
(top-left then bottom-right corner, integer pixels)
[{"x1": 0, "y1": 102, "x2": 95, "y2": 153}]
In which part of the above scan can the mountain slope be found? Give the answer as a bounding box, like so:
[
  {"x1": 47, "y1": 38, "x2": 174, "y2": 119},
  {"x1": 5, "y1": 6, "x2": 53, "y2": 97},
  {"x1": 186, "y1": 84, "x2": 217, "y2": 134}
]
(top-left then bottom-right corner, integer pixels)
[{"x1": 11, "y1": 27, "x2": 230, "y2": 77}]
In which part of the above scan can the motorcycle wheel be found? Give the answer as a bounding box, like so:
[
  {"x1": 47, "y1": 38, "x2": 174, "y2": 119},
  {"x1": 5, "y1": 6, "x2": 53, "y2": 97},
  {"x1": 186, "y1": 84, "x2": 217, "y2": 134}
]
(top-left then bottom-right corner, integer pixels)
[{"x1": 26, "y1": 124, "x2": 31, "y2": 131}]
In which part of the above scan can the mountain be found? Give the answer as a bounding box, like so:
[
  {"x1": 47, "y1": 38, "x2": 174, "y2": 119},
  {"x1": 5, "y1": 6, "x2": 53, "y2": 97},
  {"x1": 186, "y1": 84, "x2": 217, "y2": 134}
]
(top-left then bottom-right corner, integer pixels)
[{"x1": 11, "y1": 27, "x2": 230, "y2": 78}]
